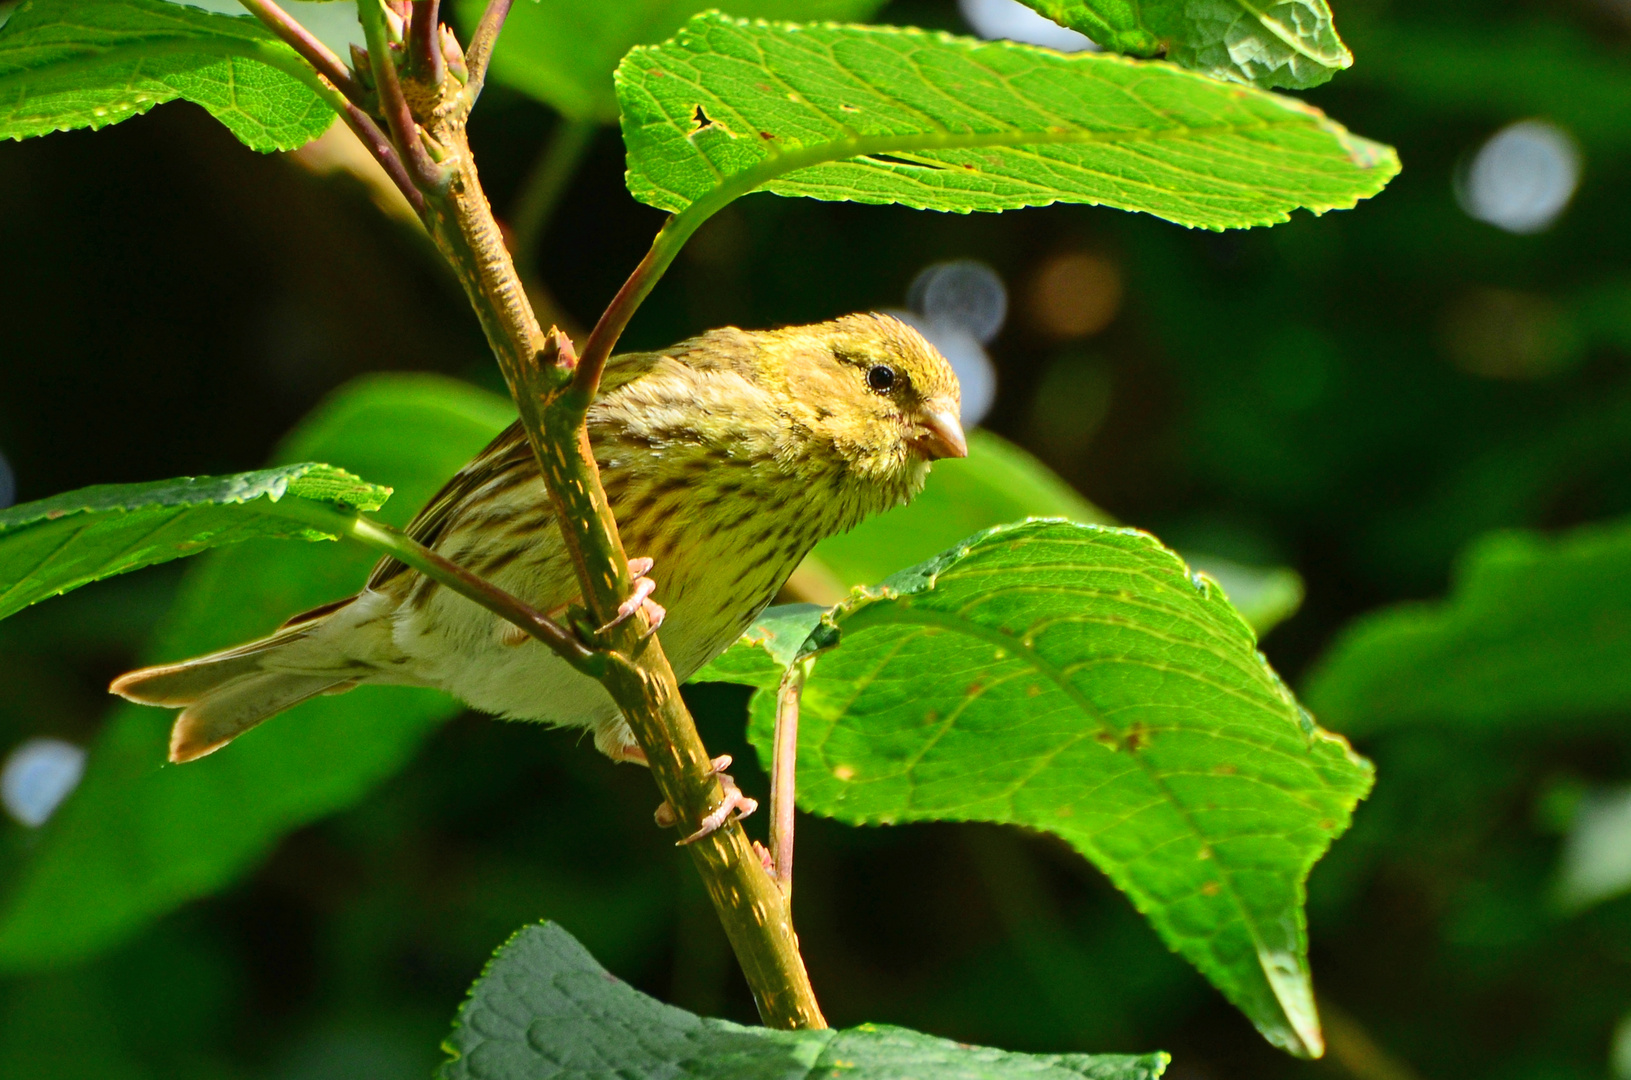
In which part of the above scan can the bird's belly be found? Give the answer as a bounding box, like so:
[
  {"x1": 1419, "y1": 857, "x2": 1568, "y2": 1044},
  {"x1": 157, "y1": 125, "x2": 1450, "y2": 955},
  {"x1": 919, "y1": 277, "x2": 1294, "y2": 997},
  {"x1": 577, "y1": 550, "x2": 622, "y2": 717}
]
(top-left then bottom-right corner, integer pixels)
[{"x1": 389, "y1": 503, "x2": 805, "y2": 728}]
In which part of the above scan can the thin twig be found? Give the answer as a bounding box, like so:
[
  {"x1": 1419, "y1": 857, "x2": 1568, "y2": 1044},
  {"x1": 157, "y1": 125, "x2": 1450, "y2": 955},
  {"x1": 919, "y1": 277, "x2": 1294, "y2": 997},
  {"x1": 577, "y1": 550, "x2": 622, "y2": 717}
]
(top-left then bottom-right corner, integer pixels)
[
  {"x1": 346, "y1": 517, "x2": 599, "y2": 672},
  {"x1": 409, "y1": 0, "x2": 445, "y2": 85},
  {"x1": 391, "y1": 22, "x2": 826, "y2": 1020},
  {"x1": 357, "y1": 0, "x2": 448, "y2": 192},
  {"x1": 238, "y1": 0, "x2": 363, "y2": 103},
  {"x1": 770, "y1": 659, "x2": 808, "y2": 895},
  {"x1": 258, "y1": 41, "x2": 427, "y2": 216},
  {"x1": 461, "y1": 0, "x2": 514, "y2": 102},
  {"x1": 571, "y1": 200, "x2": 718, "y2": 402}
]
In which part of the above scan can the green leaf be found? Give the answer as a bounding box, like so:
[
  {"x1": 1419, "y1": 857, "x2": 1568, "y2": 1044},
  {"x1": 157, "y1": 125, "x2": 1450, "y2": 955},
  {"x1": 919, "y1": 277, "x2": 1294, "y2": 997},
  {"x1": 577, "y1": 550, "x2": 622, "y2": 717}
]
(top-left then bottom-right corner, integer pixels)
[
  {"x1": 0, "y1": 463, "x2": 388, "y2": 622},
  {"x1": 0, "y1": 0, "x2": 335, "y2": 152},
  {"x1": 616, "y1": 14, "x2": 1397, "y2": 230},
  {"x1": 1186, "y1": 555, "x2": 1304, "y2": 638},
  {"x1": 440, "y1": 921, "x2": 1170, "y2": 1080},
  {"x1": 698, "y1": 521, "x2": 1372, "y2": 1056},
  {"x1": 1021, "y1": 1, "x2": 1351, "y2": 91},
  {"x1": 807, "y1": 428, "x2": 1111, "y2": 592},
  {"x1": 1304, "y1": 518, "x2": 1631, "y2": 738},
  {"x1": 461, "y1": 0, "x2": 886, "y2": 123},
  {"x1": 0, "y1": 375, "x2": 514, "y2": 971},
  {"x1": 803, "y1": 431, "x2": 1299, "y2": 634}
]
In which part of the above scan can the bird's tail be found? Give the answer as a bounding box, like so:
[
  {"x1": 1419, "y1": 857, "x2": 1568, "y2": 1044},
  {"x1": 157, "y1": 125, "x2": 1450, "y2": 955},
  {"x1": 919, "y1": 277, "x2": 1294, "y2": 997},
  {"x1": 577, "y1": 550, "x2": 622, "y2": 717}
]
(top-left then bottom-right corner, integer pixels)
[{"x1": 112, "y1": 603, "x2": 366, "y2": 764}]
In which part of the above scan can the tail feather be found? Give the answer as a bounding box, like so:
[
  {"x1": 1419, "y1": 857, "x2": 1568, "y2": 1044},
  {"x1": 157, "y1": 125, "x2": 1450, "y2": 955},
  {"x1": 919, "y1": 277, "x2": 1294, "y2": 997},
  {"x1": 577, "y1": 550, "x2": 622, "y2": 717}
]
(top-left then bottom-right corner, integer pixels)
[
  {"x1": 112, "y1": 615, "x2": 367, "y2": 763},
  {"x1": 169, "y1": 672, "x2": 357, "y2": 763}
]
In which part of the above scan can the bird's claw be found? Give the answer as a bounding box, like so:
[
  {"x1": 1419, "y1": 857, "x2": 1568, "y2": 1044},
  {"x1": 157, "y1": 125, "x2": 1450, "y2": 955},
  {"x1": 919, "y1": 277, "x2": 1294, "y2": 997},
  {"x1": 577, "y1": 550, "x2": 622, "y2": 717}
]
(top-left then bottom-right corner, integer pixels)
[
  {"x1": 597, "y1": 556, "x2": 666, "y2": 637},
  {"x1": 652, "y1": 755, "x2": 759, "y2": 845}
]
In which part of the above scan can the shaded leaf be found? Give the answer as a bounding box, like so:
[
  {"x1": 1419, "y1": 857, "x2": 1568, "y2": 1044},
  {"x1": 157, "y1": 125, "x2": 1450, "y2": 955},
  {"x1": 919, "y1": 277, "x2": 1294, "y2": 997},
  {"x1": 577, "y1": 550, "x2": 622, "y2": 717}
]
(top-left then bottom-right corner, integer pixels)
[
  {"x1": 461, "y1": 0, "x2": 886, "y2": 122},
  {"x1": 617, "y1": 14, "x2": 1397, "y2": 230},
  {"x1": 1304, "y1": 518, "x2": 1631, "y2": 738},
  {"x1": 1023, "y1": 0, "x2": 1350, "y2": 90},
  {"x1": 0, "y1": 375, "x2": 514, "y2": 971},
  {"x1": 440, "y1": 921, "x2": 1169, "y2": 1080},
  {"x1": 0, "y1": 0, "x2": 334, "y2": 152},
  {"x1": 0, "y1": 463, "x2": 388, "y2": 622},
  {"x1": 698, "y1": 521, "x2": 1372, "y2": 1056}
]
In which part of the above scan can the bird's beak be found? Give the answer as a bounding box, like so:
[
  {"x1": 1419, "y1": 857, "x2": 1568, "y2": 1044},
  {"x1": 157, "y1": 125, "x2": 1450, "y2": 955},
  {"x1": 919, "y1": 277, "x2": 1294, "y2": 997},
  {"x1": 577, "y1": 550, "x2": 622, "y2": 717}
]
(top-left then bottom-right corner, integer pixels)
[{"x1": 912, "y1": 404, "x2": 968, "y2": 460}]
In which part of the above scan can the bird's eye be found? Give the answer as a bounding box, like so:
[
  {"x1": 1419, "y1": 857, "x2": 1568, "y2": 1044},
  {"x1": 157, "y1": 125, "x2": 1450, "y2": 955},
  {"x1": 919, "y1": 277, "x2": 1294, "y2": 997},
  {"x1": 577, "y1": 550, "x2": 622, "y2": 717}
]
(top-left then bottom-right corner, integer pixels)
[{"x1": 866, "y1": 364, "x2": 897, "y2": 393}]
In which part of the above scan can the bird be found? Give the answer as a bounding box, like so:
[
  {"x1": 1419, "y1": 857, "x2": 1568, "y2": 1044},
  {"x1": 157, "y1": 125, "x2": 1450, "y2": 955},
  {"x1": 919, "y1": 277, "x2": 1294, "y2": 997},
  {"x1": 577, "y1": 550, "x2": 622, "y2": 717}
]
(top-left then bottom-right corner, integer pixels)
[{"x1": 112, "y1": 313, "x2": 966, "y2": 766}]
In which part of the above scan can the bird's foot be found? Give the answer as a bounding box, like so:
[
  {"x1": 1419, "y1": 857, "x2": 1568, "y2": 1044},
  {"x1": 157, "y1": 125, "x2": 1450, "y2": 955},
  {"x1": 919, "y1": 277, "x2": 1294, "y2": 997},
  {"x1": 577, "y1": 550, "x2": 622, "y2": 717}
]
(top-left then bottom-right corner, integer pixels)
[
  {"x1": 597, "y1": 556, "x2": 666, "y2": 637},
  {"x1": 652, "y1": 754, "x2": 759, "y2": 845}
]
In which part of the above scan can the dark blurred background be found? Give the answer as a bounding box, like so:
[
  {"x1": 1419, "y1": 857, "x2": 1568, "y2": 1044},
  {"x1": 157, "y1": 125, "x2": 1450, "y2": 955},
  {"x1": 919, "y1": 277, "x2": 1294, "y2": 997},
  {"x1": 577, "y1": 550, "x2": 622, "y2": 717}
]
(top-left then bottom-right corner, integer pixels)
[{"x1": 1, "y1": 0, "x2": 1629, "y2": 1077}]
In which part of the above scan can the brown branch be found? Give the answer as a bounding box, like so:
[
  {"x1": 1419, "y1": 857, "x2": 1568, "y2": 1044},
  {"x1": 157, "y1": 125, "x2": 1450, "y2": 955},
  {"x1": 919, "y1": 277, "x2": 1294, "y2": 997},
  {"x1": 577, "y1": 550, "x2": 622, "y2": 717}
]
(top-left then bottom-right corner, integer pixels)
[
  {"x1": 250, "y1": 0, "x2": 824, "y2": 1030},
  {"x1": 238, "y1": 0, "x2": 362, "y2": 103},
  {"x1": 409, "y1": 74, "x2": 825, "y2": 1039},
  {"x1": 461, "y1": 0, "x2": 513, "y2": 101}
]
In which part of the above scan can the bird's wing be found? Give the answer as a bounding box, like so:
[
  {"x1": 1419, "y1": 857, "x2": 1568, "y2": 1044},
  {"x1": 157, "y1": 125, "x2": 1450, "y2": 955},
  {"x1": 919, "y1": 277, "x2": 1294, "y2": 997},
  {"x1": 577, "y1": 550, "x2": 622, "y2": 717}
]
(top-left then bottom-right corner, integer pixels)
[{"x1": 364, "y1": 348, "x2": 667, "y2": 591}]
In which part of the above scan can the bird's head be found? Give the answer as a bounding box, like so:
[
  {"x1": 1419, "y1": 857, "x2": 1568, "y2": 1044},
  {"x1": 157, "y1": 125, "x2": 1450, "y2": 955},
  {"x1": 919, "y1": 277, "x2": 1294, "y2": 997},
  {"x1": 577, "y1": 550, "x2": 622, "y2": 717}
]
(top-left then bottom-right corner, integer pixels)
[{"x1": 759, "y1": 313, "x2": 966, "y2": 494}]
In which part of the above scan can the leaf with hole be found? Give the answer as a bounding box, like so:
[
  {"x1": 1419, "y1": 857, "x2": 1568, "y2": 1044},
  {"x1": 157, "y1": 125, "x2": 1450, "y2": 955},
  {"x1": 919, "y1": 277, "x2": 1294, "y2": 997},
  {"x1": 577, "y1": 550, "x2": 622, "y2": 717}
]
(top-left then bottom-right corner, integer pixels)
[
  {"x1": 616, "y1": 14, "x2": 1397, "y2": 230},
  {"x1": 440, "y1": 920, "x2": 1170, "y2": 1080},
  {"x1": 0, "y1": 375, "x2": 514, "y2": 971},
  {"x1": 0, "y1": 0, "x2": 334, "y2": 152},
  {"x1": 696, "y1": 520, "x2": 1373, "y2": 1056},
  {"x1": 1020, "y1": 0, "x2": 1351, "y2": 90}
]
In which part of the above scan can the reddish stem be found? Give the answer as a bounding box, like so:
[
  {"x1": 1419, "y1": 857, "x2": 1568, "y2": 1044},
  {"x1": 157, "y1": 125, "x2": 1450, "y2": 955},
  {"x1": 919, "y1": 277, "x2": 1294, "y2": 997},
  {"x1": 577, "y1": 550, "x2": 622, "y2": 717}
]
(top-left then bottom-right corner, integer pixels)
[
  {"x1": 238, "y1": 0, "x2": 362, "y2": 103},
  {"x1": 409, "y1": 0, "x2": 446, "y2": 86},
  {"x1": 358, "y1": 0, "x2": 448, "y2": 191}
]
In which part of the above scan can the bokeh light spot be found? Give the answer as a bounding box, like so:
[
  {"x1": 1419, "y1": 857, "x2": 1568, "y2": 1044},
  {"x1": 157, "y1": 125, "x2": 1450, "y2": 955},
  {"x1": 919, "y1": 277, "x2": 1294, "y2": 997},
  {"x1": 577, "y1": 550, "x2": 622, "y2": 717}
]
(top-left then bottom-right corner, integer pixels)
[
  {"x1": 2, "y1": 738, "x2": 87, "y2": 828},
  {"x1": 908, "y1": 259, "x2": 1008, "y2": 346},
  {"x1": 1027, "y1": 252, "x2": 1124, "y2": 339},
  {"x1": 1440, "y1": 287, "x2": 1580, "y2": 380},
  {"x1": 1456, "y1": 120, "x2": 1581, "y2": 235},
  {"x1": 1029, "y1": 350, "x2": 1112, "y2": 460}
]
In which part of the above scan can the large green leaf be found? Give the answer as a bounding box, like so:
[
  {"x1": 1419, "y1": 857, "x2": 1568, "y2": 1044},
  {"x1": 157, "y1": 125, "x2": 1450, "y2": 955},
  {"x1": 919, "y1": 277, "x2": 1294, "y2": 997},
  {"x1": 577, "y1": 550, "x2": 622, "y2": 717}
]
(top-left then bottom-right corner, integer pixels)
[
  {"x1": 0, "y1": 464, "x2": 388, "y2": 622},
  {"x1": 696, "y1": 521, "x2": 1372, "y2": 1056},
  {"x1": 1304, "y1": 518, "x2": 1631, "y2": 738},
  {"x1": 0, "y1": 375, "x2": 514, "y2": 971},
  {"x1": 0, "y1": 0, "x2": 335, "y2": 151},
  {"x1": 441, "y1": 921, "x2": 1170, "y2": 1080},
  {"x1": 616, "y1": 15, "x2": 1397, "y2": 230},
  {"x1": 1021, "y1": 1, "x2": 1350, "y2": 90},
  {"x1": 460, "y1": 0, "x2": 886, "y2": 123}
]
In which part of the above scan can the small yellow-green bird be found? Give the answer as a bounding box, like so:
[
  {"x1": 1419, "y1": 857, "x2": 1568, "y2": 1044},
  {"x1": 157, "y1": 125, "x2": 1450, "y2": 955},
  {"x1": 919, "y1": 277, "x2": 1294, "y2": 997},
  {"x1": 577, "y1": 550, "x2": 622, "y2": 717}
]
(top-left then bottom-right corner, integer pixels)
[{"x1": 112, "y1": 314, "x2": 965, "y2": 765}]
